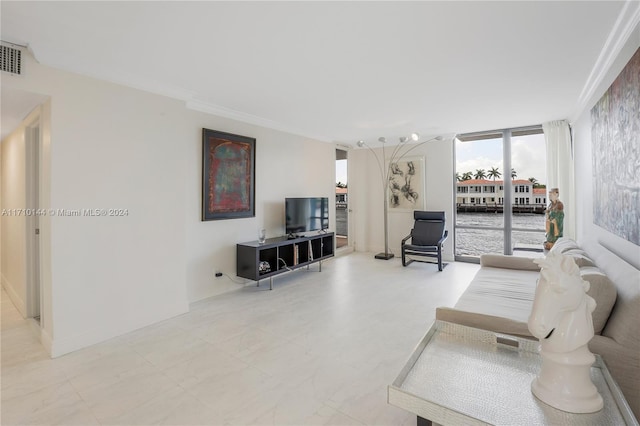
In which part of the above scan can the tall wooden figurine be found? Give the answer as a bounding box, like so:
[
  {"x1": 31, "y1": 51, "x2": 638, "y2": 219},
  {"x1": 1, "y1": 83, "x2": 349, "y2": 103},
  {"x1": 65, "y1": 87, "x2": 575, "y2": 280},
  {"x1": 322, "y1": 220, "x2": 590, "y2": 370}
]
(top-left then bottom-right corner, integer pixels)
[{"x1": 544, "y1": 188, "x2": 564, "y2": 250}]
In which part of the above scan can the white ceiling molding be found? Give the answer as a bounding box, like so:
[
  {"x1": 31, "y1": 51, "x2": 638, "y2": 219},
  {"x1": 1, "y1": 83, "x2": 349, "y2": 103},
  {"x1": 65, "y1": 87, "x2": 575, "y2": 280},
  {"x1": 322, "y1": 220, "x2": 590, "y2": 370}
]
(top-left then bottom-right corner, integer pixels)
[
  {"x1": 573, "y1": 0, "x2": 640, "y2": 121},
  {"x1": 185, "y1": 99, "x2": 333, "y2": 143}
]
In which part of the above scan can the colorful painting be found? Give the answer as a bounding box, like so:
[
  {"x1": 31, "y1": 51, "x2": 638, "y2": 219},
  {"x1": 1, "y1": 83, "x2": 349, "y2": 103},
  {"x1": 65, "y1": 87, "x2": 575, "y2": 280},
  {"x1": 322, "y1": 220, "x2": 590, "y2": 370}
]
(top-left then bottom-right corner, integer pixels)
[
  {"x1": 388, "y1": 156, "x2": 426, "y2": 211},
  {"x1": 591, "y1": 48, "x2": 639, "y2": 244},
  {"x1": 202, "y1": 129, "x2": 255, "y2": 221}
]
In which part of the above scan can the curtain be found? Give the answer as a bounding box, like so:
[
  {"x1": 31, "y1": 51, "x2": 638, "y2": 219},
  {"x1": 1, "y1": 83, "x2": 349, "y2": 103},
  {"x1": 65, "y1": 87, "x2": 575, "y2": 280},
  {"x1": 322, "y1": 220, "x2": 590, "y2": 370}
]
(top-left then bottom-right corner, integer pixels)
[{"x1": 543, "y1": 120, "x2": 575, "y2": 240}]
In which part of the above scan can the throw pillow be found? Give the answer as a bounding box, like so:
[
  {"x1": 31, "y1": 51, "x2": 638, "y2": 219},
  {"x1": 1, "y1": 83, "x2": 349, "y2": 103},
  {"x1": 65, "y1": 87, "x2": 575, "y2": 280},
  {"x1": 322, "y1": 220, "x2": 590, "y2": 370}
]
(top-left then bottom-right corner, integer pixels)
[
  {"x1": 563, "y1": 248, "x2": 597, "y2": 267},
  {"x1": 549, "y1": 237, "x2": 580, "y2": 254},
  {"x1": 580, "y1": 268, "x2": 618, "y2": 334}
]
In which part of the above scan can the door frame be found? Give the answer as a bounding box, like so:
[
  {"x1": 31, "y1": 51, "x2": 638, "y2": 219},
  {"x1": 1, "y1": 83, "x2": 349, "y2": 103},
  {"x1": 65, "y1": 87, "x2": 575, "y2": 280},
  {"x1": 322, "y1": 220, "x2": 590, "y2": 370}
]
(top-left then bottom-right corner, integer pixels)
[
  {"x1": 24, "y1": 115, "x2": 42, "y2": 321},
  {"x1": 335, "y1": 145, "x2": 354, "y2": 254}
]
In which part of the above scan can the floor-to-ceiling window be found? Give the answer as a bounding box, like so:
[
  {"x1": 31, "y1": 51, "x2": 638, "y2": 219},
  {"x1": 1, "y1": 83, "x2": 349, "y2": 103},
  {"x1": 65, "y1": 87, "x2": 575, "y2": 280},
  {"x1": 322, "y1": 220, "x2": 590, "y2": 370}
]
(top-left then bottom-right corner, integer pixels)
[{"x1": 455, "y1": 127, "x2": 546, "y2": 261}]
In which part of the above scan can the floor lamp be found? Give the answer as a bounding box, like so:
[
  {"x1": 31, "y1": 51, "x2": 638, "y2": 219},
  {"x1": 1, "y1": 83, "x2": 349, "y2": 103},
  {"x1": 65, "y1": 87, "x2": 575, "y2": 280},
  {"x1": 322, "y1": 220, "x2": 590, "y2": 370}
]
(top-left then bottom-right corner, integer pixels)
[{"x1": 357, "y1": 133, "x2": 443, "y2": 260}]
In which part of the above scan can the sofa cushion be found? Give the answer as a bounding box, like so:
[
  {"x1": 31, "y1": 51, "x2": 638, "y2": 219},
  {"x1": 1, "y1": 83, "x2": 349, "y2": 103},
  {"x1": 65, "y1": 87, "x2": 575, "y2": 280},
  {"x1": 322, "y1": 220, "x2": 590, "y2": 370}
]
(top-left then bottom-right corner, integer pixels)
[
  {"x1": 480, "y1": 254, "x2": 540, "y2": 271},
  {"x1": 580, "y1": 267, "x2": 617, "y2": 334},
  {"x1": 562, "y1": 248, "x2": 597, "y2": 267},
  {"x1": 451, "y1": 266, "x2": 539, "y2": 334},
  {"x1": 582, "y1": 241, "x2": 640, "y2": 419},
  {"x1": 436, "y1": 307, "x2": 533, "y2": 338},
  {"x1": 581, "y1": 241, "x2": 640, "y2": 348},
  {"x1": 549, "y1": 237, "x2": 580, "y2": 254}
]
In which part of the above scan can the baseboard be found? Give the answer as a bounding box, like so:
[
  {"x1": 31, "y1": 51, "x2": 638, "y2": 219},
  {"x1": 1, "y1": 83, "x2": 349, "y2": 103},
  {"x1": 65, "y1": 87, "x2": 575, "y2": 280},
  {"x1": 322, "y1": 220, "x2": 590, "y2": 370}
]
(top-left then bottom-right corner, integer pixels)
[
  {"x1": 49, "y1": 301, "x2": 189, "y2": 358},
  {"x1": 40, "y1": 326, "x2": 53, "y2": 355},
  {"x1": 335, "y1": 245, "x2": 354, "y2": 257},
  {"x1": 1, "y1": 273, "x2": 27, "y2": 318}
]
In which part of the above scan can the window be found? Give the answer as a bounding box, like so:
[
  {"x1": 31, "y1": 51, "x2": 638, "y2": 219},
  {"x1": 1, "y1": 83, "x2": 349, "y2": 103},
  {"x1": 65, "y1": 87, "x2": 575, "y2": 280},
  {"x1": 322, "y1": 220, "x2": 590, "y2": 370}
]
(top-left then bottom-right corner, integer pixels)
[{"x1": 455, "y1": 127, "x2": 547, "y2": 260}]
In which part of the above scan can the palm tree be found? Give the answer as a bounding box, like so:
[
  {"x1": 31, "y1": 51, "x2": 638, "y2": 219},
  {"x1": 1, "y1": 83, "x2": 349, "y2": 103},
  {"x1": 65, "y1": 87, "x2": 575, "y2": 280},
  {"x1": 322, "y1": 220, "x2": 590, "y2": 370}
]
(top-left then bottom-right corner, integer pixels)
[
  {"x1": 511, "y1": 168, "x2": 517, "y2": 180},
  {"x1": 474, "y1": 169, "x2": 486, "y2": 180},
  {"x1": 462, "y1": 171, "x2": 473, "y2": 181},
  {"x1": 528, "y1": 177, "x2": 538, "y2": 186},
  {"x1": 455, "y1": 172, "x2": 462, "y2": 181},
  {"x1": 487, "y1": 167, "x2": 501, "y2": 181}
]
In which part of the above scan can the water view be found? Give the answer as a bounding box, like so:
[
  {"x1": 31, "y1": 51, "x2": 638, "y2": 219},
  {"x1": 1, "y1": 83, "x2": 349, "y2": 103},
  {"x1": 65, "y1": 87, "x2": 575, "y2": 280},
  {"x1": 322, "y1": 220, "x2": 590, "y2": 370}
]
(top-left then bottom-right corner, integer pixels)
[
  {"x1": 336, "y1": 208, "x2": 545, "y2": 257},
  {"x1": 456, "y1": 212, "x2": 545, "y2": 256}
]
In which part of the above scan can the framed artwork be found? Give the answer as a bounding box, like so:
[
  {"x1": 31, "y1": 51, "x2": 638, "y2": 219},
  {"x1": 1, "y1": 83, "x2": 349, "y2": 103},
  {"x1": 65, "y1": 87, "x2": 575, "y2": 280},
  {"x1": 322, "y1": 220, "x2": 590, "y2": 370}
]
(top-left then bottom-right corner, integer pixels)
[
  {"x1": 202, "y1": 128, "x2": 256, "y2": 221},
  {"x1": 591, "y1": 48, "x2": 639, "y2": 244},
  {"x1": 388, "y1": 156, "x2": 426, "y2": 211}
]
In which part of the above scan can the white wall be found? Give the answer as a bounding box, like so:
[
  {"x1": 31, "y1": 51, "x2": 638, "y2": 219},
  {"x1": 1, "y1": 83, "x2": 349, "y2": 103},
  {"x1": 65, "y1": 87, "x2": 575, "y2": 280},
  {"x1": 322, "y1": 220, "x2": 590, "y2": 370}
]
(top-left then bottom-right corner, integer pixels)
[
  {"x1": 350, "y1": 139, "x2": 455, "y2": 260},
  {"x1": 2, "y1": 53, "x2": 335, "y2": 356},
  {"x1": 184, "y1": 115, "x2": 335, "y2": 301},
  {"x1": 572, "y1": 25, "x2": 640, "y2": 268}
]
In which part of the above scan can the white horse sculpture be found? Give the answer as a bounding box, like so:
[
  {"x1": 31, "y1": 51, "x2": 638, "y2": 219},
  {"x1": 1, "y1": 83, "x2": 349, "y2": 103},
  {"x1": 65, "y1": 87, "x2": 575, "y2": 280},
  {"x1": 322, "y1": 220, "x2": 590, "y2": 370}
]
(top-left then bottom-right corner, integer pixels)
[{"x1": 528, "y1": 251, "x2": 603, "y2": 413}]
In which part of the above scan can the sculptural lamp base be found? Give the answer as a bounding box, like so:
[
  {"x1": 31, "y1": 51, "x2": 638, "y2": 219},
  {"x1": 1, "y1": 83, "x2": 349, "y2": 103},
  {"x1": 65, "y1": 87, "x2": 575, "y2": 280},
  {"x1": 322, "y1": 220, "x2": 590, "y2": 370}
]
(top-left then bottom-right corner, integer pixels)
[{"x1": 375, "y1": 252, "x2": 395, "y2": 260}]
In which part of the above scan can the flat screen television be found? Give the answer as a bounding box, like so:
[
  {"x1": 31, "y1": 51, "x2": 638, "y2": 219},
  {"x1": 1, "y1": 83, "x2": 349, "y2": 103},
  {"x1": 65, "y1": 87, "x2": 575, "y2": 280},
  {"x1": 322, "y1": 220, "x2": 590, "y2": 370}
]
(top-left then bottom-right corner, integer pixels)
[{"x1": 285, "y1": 197, "x2": 329, "y2": 235}]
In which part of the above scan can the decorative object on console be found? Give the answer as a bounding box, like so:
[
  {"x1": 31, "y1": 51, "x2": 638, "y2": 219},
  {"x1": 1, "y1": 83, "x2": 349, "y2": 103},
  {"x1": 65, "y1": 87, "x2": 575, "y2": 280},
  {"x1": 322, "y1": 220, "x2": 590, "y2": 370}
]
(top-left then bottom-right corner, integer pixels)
[
  {"x1": 202, "y1": 128, "x2": 256, "y2": 221},
  {"x1": 356, "y1": 133, "x2": 442, "y2": 260},
  {"x1": 528, "y1": 251, "x2": 603, "y2": 413},
  {"x1": 258, "y1": 261, "x2": 271, "y2": 274},
  {"x1": 591, "y1": 47, "x2": 639, "y2": 245},
  {"x1": 544, "y1": 187, "x2": 564, "y2": 250}
]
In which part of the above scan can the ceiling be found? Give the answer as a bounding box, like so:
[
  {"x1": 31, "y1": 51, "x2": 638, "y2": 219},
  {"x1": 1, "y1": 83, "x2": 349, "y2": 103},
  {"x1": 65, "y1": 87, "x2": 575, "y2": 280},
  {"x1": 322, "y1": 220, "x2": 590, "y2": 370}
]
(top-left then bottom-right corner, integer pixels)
[{"x1": 0, "y1": 1, "x2": 630, "y2": 145}]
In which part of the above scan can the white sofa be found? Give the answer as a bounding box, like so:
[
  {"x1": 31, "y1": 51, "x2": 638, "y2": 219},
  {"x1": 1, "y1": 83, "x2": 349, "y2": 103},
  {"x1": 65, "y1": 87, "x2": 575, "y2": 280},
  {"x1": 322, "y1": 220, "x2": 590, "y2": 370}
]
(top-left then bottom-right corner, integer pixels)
[{"x1": 436, "y1": 238, "x2": 640, "y2": 419}]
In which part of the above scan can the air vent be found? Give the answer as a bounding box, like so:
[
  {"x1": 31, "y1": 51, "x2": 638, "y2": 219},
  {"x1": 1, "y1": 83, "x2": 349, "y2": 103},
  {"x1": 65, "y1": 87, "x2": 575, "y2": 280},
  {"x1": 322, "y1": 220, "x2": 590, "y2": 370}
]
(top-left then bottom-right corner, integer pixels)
[{"x1": 1, "y1": 44, "x2": 22, "y2": 75}]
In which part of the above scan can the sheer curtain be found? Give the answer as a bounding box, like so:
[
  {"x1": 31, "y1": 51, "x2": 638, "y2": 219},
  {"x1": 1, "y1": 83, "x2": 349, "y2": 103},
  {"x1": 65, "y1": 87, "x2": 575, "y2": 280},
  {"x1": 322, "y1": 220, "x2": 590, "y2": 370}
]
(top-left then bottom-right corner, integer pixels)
[{"x1": 543, "y1": 120, "x2": 575, "y2": 240}]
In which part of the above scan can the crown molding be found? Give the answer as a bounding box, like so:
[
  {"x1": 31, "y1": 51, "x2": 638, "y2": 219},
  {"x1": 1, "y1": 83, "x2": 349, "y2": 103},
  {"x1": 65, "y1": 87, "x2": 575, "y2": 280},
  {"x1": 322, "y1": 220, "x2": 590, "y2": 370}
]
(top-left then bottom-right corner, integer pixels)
[
  {"x1": 30, "y1": 43, "x2": 333, "y2": 142},
  {"x1": 573, "y1": 0, "x2": 640, "y2": 120}
]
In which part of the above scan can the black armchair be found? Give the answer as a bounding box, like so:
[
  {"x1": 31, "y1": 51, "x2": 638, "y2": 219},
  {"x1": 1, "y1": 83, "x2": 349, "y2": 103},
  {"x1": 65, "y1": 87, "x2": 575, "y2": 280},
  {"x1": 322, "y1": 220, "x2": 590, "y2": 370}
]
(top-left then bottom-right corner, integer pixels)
[{"x1": 401, "y1": 211, "x2": 448, "y2": 271}]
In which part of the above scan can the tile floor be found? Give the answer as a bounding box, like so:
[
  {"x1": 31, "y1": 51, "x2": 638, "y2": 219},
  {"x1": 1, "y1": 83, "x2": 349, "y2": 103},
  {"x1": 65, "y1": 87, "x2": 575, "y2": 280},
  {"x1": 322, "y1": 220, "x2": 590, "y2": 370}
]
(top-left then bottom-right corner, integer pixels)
[{"x1": 1, "y1": 252, "x2": 479, "y2": 425}]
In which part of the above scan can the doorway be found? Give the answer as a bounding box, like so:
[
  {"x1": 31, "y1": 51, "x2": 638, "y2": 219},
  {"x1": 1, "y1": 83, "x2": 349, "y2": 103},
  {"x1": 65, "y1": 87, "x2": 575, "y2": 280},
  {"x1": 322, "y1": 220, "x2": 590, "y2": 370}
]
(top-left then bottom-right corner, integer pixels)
[
  {"x1": 335, "y1": 148, "x2": 349, "y2": 249},
  {"x1": 25, "y1": 122, "x2": 41, "y2": 322}
]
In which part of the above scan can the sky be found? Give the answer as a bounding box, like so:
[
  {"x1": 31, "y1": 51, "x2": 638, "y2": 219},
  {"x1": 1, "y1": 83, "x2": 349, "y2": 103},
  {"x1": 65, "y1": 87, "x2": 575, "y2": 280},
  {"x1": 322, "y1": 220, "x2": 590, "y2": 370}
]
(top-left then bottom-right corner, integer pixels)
[
  {"x1": 455, "y1": 134, "x2": 547, "y2": 185},
  {"x1": 335, "y1": 133, "x2": 547, "y2": 185},
  {"x1": 336, "y1": 159, "x2": 348, "y2": 185}
]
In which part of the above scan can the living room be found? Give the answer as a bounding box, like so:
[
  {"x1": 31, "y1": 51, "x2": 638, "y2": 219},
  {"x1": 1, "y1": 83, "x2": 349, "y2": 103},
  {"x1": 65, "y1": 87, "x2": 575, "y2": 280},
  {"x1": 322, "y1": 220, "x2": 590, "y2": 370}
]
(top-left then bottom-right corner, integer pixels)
[{"x1": 1, "y1": 2, "x2": 639, "y2": 425}]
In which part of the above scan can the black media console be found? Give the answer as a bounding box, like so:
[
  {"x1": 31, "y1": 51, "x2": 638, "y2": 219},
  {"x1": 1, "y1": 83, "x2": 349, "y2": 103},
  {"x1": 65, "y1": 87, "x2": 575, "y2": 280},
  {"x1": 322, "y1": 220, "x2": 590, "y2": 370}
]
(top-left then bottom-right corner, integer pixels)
[{"x1": 236, "y1": 233, "x2": 334, "y2": 290}]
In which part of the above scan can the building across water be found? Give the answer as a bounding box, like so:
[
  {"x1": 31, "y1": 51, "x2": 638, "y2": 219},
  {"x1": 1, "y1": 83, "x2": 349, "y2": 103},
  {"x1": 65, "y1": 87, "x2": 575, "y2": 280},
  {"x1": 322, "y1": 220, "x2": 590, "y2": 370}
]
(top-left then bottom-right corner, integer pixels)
[{"x1": 456, "y1": 179, "x2": 547, "y2": 213}]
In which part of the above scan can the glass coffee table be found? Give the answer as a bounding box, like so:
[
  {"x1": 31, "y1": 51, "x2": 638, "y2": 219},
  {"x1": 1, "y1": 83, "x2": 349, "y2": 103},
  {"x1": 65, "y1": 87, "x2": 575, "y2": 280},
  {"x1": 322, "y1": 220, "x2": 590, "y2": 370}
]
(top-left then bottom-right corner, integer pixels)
[{"x1": 388, "y1": 321, "x2": 638, "y2": 426}]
